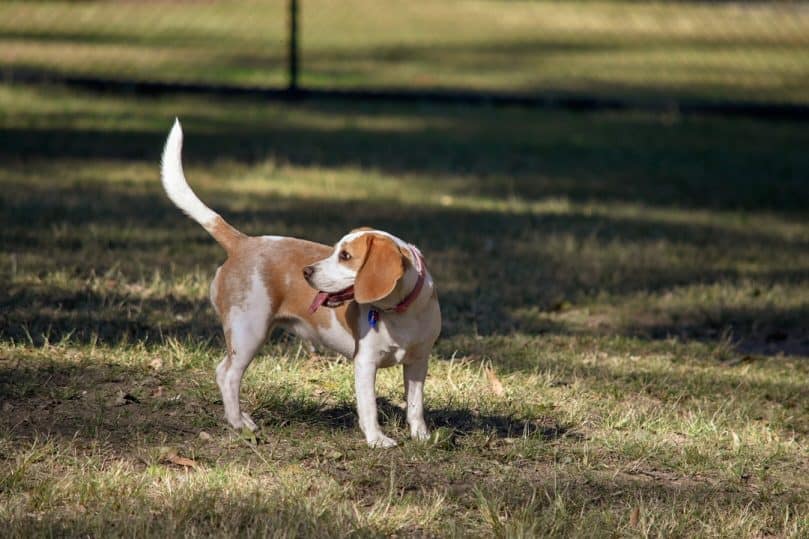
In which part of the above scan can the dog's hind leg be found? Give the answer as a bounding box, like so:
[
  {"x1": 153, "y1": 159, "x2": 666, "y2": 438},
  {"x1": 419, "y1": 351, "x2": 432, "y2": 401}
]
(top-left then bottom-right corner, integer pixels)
[
  {"x1": 217, "y1": 311, "x2": 270, "y2": 431},
  {"x1": 215, "y1": 269, "x2": 272, "y2": 432}
]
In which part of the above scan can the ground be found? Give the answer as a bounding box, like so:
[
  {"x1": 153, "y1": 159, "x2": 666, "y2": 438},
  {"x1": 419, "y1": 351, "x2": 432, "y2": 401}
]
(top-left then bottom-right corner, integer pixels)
[
  {"x1": 1, "y1": 1, "x2": 809, "y2": 536},
  {"x1": 1, "y1": 83, "x2": 807, "y2": 537}
]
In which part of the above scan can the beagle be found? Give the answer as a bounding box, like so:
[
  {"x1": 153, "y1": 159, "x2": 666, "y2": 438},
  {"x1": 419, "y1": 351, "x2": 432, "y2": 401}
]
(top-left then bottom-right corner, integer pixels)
[{"x1": 160, "y1": 121, "x2": 441, "y2": 448}]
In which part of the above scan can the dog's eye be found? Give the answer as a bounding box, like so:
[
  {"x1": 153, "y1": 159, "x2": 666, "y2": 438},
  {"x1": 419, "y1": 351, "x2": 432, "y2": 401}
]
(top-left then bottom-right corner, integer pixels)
[{"x1": 339, "y1": 250, "x2": 352, "y2": 261}]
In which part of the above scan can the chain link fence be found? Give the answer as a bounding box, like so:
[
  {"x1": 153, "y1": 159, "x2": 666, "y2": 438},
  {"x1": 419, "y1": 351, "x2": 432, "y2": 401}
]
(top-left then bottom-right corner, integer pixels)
[{"x1": 1, "y1": 0, "x2": 808, "y2": 110}]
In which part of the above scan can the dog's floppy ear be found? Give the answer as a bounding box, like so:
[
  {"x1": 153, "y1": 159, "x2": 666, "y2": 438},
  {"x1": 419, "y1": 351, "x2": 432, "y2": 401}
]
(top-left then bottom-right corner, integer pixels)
[{"x1": 354, "y1": 235, "x2": 405, "y2": 304}]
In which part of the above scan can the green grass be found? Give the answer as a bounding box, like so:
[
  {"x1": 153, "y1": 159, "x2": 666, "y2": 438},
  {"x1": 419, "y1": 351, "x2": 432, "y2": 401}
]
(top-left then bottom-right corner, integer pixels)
[
  {"x1": 1, "y1": 80, "x2": 808, "y2": 536},
  {"x1": 1, "y1": 0, "x2": 808, "y2": 104}
]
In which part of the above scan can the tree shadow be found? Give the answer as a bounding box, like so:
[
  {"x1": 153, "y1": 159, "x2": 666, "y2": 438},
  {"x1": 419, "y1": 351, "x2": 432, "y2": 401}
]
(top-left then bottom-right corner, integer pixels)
[
  {"x1": 1, "y1": 89, "x2": 808, "y2": 213},
  {"x1": 1, "y1": 88, "x2": 807, "y2": 357},
  {"x1": 1, "y1": 178, "x2": 806, "y2": 356},
  {"x1": 0, "y1": 359, "x2": 207, "y2": 446},
  {"x1": 0, "y1": 358, "x2": 571, "y2": 452},
  {"x1": 0, "y1": 283, "x2": 222, "y2": 347},
  {"x1": 2, "y1": 346, "x2": 785, "y2": 528},
  {"x1": 5, "y1": 24, "x2": 808, "y2": 106}
]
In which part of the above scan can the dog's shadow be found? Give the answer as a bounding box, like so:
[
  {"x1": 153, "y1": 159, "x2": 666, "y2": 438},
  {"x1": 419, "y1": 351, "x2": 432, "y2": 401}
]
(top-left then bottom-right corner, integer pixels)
[{"x1": 252, "y1": 394, "x2": 572, "y2": 443}]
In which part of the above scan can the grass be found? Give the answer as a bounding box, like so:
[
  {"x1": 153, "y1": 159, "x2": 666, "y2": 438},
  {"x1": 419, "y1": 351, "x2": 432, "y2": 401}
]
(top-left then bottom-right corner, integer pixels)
[
  {"x1": 1, "y1": 0, "x2": 808, "y2": 104},
  {"x1": 1, "y1": 81, "x2": 808, "y2": 536}
]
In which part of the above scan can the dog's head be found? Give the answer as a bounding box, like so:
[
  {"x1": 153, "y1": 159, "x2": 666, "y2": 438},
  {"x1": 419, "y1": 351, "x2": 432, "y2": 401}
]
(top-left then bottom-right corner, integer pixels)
[{"x1": 304, "y1": 228, "x2": 411, "y2": 312}]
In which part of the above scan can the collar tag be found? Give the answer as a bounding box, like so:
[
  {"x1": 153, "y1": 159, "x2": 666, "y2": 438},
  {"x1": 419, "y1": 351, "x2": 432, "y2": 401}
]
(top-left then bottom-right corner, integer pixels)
[{"x1": 368, "y1": 309, "x2": 380, "y2": 330}]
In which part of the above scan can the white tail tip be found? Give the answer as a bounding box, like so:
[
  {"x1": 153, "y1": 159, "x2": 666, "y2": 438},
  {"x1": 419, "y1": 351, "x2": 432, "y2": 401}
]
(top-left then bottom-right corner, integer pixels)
[{"x1": 160, "y1": 118, "x2": 218, "y2": 228}]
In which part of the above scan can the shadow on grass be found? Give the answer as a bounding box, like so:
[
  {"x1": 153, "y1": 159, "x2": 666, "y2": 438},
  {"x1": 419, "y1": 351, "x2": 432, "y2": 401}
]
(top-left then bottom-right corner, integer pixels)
[
  {"x1": 253, "y1": 392, "x2": 570, "y2": 442},
  {"x1": 2, "y1": 89, "x2": 808, "y2": 357},
  {"x1": 2, "y1": 354, "x2": 796, "y2": 534},
  {"x1": 1, "y1": 469, "x2": 798, "y2": 538},
  {"x1": 2, "y1": 178, "x2": 806, "y2": 355},
  {"x1": 2, "y1": 92, "x2": 809, "y2": 213},
  {"x1": 0, "y1": 359, "x2": 570, "y2": 450},
  {"x1": 0, "y1": 284, "x2": 222, "y2": 347},
  {"x1": 5, "y1": 23, "x2": 809, "y2": 110},
  {"x1": 0, "y1": 359, "x2": 207, "y2": 446}
]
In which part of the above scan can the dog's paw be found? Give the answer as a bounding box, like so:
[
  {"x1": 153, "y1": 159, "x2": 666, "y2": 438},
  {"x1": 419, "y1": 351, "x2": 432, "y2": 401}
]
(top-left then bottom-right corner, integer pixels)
[
  {"x1": 410, "y1": 424, "x2": 430, "y2": 442},
  {"x1": 366, "y1": 433, "x2": 398, "y2": 449}
]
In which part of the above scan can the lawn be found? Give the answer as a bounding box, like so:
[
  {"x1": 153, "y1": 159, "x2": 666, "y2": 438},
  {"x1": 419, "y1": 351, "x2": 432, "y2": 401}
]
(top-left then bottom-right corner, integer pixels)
[
  {"x1": 1, "y1": 0, "x2": 808, "y2": 104},
  {"x1": 1, "y1": 80, "x2": 808, "y2": 536}
]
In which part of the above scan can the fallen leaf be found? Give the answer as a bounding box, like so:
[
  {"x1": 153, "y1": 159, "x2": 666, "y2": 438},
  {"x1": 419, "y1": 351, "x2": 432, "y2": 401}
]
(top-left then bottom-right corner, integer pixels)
[
  {"x1": 159, "y1": 446, "x2": 197, "y2": 468},
  {"x1": 484, "y1": 365, "x2": 505, "y2": 396},
  {"x1": 629, "y1": 506, "x2": 640, "y2": 527},
  {"x1": 167, "y1": 454, "x2": 197, "y2": 468}
]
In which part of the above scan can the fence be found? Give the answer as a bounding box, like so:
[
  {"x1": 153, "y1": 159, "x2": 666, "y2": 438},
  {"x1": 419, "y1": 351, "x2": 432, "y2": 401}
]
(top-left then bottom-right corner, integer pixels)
[{"x1": 1, "y1": 1, "x2": 808, "y2": 116}]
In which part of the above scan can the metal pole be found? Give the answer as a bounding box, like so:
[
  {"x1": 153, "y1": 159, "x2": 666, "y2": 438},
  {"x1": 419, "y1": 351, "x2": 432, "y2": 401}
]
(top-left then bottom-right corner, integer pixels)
[{"x1": 288, "y1": 0, "x2": 299, "y2": 94}]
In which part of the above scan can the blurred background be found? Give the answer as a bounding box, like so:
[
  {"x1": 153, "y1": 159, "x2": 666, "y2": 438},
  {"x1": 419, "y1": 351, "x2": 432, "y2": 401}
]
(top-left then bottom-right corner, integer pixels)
[{"x1": 2, "y1": 0, "x2": 808, "y2": 107}]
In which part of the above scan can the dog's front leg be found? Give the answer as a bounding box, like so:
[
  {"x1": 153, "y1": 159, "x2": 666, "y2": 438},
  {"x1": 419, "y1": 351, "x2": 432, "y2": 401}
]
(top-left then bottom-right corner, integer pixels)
[
  {"x1": 403, "y1": 358, "x2": 430, "y2": 441},
  {"x1": 354, "y1": 353, "x2": 397, "y2": 448}
]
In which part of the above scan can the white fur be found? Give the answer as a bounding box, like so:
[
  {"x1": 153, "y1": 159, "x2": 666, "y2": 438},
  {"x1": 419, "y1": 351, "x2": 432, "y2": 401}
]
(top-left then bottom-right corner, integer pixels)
[
  {"x1": 319, "y1": 309, "x2": 356, "y2": 358},
  {"x1": 307, "y1": 230, "x2": 441, "y2": 447},
  {"x1": 308, "y1": 249, "x2": 357, "y2": 293},
  {"x1": 161, "y1": 119, "x2": 219, "y2": 230},
  {"x1": 217, "y1": 268, "x2": 272, "y2": 431}
]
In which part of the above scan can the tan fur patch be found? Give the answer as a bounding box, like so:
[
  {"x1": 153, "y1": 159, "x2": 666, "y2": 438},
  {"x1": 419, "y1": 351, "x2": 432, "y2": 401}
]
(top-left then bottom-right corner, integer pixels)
[
  {"x1": 209, "y1": 216, "x2": 247, "y2": 253},
  {"x1": 340, "y1": 235, "x2": 371, "y2": 271},
  {"x1": 210, "y1": 235, "x2": 359, "y2": 358},
  {"x1": 255, "y1": 238, "x2": 357, "y2": 340}
]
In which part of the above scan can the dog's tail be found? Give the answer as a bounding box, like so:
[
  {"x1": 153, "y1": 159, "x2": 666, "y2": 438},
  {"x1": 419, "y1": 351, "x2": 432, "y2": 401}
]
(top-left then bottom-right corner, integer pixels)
[{"x1": 161, "y1": 119, "x2": 245, "y2": 253}]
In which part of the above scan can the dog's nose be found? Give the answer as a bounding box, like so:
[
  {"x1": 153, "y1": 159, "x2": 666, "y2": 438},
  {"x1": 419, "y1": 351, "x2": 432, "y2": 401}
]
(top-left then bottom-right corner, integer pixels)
[{"x1": 302, "y1": 265, "x2": 314, "y2": 280}]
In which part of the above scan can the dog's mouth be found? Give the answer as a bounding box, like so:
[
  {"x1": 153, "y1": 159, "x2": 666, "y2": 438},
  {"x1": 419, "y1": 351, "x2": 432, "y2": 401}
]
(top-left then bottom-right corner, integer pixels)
[{"x1": 308, "y1": 286, "x2": 355, "y2": 313}]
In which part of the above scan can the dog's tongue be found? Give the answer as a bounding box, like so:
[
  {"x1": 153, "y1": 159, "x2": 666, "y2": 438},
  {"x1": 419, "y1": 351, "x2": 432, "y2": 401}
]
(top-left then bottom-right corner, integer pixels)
[{"x1": 308, "y1": 291, "x2": 330, "y2": 313}]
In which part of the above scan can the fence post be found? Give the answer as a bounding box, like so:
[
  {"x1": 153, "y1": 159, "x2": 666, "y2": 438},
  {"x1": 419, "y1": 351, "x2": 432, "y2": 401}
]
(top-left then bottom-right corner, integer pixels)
[{"x1": 288, "y1": 0, "x2": 299, "y2": 95}]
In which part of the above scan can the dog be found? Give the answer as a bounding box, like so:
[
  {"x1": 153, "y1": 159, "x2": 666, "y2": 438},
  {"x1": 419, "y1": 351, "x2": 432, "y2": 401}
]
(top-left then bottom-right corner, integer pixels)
[{"x1": 160, "y1": 120, "x2": 441, "y2": 448}]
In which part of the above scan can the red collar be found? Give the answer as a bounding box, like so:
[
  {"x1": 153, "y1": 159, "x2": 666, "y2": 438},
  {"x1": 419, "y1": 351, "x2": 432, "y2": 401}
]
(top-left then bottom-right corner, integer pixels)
[{"x1": 388, "y1": 244, "x2": 426, "y2": 314}]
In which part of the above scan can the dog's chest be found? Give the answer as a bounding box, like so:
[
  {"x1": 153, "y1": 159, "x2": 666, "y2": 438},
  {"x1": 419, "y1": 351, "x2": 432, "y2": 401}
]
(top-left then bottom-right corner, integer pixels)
[
  {"x1": 308, "y1": 309, "x2": 356, "y2": 359},
  {"x1": 360, "y1": 310, "x2": 424, "y2": 367}
]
